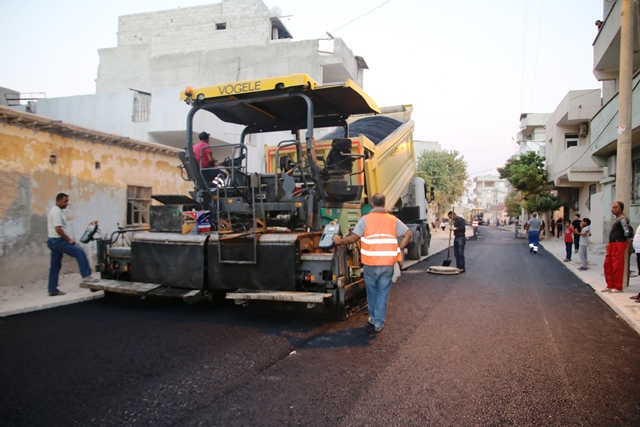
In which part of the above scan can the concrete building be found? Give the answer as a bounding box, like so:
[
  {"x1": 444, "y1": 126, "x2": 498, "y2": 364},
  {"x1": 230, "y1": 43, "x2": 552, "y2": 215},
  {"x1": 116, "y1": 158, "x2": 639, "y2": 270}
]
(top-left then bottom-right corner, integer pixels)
[
  {"x1": 415, "y1": 140, "x2": 441, "y2": 157},
  {"x1": 473, "y1": 175, "x2": 508, "y2": 222},
  {"x1": 589, "y1": 0, "x2": 640, "y2": 242},
  {"x1": 544, "y1": 89, "x2": 604, "y2": 242},
  {"x1": 515, "y1": 113, "x2": 551, "y2": 157},
  {"x1": 32, "y1": 0, "x2": 368, "y2": 173},
  {"x1": 0, "y1": 105, "x2": 192, "y2": 288}
]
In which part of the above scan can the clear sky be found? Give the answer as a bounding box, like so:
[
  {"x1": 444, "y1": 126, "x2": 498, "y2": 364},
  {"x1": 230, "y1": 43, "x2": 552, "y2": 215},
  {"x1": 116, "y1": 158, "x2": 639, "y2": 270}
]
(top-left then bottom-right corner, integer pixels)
[{"x1": 0, "y1": 0, "x2": 604, "y2": 181}]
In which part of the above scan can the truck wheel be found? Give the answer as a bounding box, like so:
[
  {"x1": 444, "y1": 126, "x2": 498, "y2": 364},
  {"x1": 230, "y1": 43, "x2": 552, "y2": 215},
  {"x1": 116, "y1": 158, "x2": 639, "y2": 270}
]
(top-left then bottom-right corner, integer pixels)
[
  {"x1": 406, "y1": 232, "x2": 421, "y2": 260},
  {"x1": 421, "y1": 234, "x2": 430, "y2": 256}
]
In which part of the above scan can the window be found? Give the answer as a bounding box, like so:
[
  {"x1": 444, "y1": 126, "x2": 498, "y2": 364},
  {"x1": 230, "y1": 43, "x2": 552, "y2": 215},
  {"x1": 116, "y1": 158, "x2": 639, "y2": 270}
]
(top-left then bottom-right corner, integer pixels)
[
  {"x1": 131, "y1": 90, "x2": 151, "y2": 123},
  {"x1": 588, "y1": 184, "x2": 596, "y2": 210},
  {"x1": 565, "y1": 133, "x2": 579, "y2": 149},
  {"x1": 216, "y1": 22, "x2": 226, "y2": 30},
  {"x1": 572, "y1": 188, "x2": 579, "y2": 211},
  {"x1": 127, "y1": 186, "x2": 152, "y2": 225},
  {"x1": 633, "y1": 159, "x2": 640, "y2": 204}
]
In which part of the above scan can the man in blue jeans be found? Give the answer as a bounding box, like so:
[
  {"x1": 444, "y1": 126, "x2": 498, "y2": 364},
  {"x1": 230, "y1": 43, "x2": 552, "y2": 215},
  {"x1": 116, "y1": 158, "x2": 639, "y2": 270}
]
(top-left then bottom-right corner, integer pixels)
[
  {"x1": 332, "y1": 193, "x2": 413, "y2": 332},
  {"x1": 47, "y1": 193, "x2": 98, "y2": 296}
]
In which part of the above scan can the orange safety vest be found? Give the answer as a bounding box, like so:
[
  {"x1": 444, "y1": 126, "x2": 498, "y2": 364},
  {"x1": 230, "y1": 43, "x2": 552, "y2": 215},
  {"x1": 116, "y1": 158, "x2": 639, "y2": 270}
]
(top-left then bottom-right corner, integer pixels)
[{"x1": 360, "y1": 212, "x2": 402, "y2": 266}]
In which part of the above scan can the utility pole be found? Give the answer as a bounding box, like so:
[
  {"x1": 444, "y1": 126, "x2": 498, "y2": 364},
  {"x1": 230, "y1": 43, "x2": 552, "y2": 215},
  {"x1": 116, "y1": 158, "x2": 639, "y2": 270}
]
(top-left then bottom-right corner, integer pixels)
[{"x1": 617, "y1": 0, "x2": 634, "y2": 285}]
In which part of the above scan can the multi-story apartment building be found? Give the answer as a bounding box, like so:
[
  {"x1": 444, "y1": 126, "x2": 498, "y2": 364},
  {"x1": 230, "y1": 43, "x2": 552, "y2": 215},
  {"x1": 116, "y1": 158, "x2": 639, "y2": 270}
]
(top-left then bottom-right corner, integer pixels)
[
  {"x1": 544, "y1": 89, "x2": 604, "y2": 241},
  {"x1": 30, "y1": 0, "x2": 369, "y2": 172},
  {"x1": 473, "y1": 175, "x2": 508, "y2": 222},
  {"x1": 515, "y1": 113, "x2": 550, "y2": 157},
  {"x1": 589, "y1": 0, "x2": 640, "y2": 241}
]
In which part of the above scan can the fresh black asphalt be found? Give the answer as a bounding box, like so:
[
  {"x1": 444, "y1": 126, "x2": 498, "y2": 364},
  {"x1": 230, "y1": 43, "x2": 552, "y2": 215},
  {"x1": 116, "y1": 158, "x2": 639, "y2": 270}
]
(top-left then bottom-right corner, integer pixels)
[{"x1": 1, "y1": 227, "x2": 640, "y2": 426}]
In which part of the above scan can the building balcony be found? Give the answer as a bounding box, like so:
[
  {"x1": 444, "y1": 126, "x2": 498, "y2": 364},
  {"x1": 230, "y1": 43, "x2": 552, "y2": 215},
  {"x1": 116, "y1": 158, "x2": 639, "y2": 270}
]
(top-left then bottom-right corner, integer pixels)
[
  {"x1": 549, "y1": 145, "x2": 603, "y2": 187},
  {"x1": 590, "y1": 71, "x2": 640, "y2": 161},
  {"x1": 593, "y1": 0, "x2": 640, "y2": 81}
]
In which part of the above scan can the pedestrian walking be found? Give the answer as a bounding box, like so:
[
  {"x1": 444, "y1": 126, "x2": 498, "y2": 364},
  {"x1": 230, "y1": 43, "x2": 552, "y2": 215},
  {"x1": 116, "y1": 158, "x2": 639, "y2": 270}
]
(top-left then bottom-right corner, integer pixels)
[
  {"x1": 448, "y1": 210, "x2": 466, "y2": 272},
  {"x1": 563, "y1": 220, "x2": 576, "y2": 262},
  {"x1": 555, "y1": 217, "x2": 563, "y2": 239},
  {"x1": 472, "y1": 215, "x2": 479, "y2": 240},
  {"x1": 602, "y1": 201, "x2": 632, "y2": 293},
  {"x1": 514, "y1": 217, "x2": 519, "y2": 238},
  {"x1": 525, "y1": 212, "x2": 541, "y2": 254},
  {"x1": 332, "y1": 193, "x2": 413, "y2": 332},
  {"x1": 47, "y1": 193, "x2": 98, "y2": 296},
  {"x1": 572, "y1": 213, "x2": 582, "y2": 253},
  {"x1": 578, "y1": 218, "x2": 591, "y2": 270}
]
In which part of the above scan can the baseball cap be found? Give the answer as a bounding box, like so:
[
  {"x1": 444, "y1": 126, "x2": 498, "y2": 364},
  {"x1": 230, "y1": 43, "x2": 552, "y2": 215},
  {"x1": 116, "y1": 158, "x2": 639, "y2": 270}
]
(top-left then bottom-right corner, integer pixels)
[{"x1": 199, "y1": 131, "x2": 210, "y2": 140}]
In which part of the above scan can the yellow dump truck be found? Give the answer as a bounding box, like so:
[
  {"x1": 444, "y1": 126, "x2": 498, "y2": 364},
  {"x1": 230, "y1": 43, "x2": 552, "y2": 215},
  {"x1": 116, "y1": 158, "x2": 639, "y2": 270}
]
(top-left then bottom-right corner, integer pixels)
[
  {"x1": 82, "y1": 74, "x2": 430, "y2": 317},
  {"x1": 264, "y1": 105, "x2": 431, "y2": 260}
]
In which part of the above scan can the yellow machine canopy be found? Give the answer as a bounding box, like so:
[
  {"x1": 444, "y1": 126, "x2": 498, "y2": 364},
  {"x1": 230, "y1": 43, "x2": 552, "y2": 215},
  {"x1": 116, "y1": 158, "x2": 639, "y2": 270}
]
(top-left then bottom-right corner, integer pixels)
[{"x1": 181, "y1": 74, "x2": 380, "y2": 133}]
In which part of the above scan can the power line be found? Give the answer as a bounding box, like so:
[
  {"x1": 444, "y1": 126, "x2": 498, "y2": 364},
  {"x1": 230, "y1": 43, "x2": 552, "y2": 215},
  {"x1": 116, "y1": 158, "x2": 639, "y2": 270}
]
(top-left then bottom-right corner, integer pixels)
[{"x1": 325, "y1": 1, "x2": 391, "y2": 36}]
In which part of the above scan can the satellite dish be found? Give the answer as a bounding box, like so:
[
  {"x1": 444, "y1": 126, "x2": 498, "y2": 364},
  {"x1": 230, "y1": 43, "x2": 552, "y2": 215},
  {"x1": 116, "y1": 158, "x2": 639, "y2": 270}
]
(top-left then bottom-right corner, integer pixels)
[{"x1": 270, "y1": 6, "x2": 282, "y2": 16}]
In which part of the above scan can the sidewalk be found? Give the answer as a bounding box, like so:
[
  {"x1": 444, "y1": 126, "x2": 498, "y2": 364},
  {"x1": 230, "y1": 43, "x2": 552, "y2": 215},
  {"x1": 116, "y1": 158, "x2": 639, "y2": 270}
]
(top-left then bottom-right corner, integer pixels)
[
  {"x1": 0, "y1": 273, "x2": 103, "y2": 317},
  {"x1": 502, "y1": 226, "x2": 640, "y2": 336}
]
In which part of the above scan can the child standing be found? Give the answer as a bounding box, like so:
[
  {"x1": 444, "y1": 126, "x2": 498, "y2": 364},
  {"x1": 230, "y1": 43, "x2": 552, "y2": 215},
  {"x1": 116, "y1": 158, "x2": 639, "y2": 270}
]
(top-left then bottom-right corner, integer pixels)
[
  {"x1": 578, "y1": 218, "x2": 591, "y2": 270},
  {"x1": 563, "y1": 220, "x2": 575, "y2": 262}
]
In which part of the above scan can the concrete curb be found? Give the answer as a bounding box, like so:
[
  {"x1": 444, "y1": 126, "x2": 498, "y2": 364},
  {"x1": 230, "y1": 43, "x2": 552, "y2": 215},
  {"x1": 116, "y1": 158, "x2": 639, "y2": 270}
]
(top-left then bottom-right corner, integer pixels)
[{"x1": 0, "y1": 292, "x2": 104, "y2": 318}]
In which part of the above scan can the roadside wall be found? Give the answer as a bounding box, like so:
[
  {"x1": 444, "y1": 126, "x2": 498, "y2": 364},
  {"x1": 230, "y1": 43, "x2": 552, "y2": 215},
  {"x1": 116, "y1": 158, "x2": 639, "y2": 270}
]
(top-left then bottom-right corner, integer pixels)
[{"x1": 0, "y1": 106, "x2": 191, "y2": 288}]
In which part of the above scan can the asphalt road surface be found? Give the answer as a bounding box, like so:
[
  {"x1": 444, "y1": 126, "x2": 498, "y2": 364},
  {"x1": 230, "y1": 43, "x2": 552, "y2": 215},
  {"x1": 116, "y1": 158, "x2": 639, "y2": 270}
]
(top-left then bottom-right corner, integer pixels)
[{"x1": 2, "y1": 227, "x2": 640, "y2": 426}]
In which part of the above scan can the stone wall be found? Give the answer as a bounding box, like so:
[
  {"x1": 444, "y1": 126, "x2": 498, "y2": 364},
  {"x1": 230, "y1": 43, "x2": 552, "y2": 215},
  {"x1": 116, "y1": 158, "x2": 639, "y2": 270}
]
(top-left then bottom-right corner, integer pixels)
[{"x1": 0, "y1": 106, "x2": 192, "y2": 287}]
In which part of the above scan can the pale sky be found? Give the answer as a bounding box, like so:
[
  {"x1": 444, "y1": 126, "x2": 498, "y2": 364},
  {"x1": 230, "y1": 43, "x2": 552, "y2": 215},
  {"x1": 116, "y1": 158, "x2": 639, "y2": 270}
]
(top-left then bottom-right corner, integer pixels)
[{"x1": 0, "y1": 0, "x2": 604, "y2": 181}]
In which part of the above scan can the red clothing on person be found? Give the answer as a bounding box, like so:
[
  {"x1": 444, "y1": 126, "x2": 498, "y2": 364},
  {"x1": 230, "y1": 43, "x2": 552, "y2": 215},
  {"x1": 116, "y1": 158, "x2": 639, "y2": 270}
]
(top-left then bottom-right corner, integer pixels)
[
  {"x1": 564, "y1": 226, "x2": 575, "y2": 243},
  {"x1": 193, "y1": 141, "x2": 213, "y2": 168},
  {"x1": 604, "y1": 241, "x2": 628, "y2": 291}
]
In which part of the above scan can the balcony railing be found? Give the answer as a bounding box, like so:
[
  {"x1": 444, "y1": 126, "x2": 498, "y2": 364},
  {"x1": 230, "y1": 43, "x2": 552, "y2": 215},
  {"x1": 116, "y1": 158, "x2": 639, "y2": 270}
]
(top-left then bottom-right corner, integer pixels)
[{"x1": 590, "y1": 72, "x2": 640, "y2": 158}]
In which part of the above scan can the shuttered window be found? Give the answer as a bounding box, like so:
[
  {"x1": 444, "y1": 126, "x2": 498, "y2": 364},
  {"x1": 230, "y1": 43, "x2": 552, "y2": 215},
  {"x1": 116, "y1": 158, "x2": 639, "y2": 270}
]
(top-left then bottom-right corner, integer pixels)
[{"x1": 127, "y1": 185, "x2": 151, "y2": 225}]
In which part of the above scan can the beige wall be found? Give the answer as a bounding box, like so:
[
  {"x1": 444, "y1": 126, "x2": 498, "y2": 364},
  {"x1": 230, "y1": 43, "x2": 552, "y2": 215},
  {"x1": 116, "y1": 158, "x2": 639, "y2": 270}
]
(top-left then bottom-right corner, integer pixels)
[{"x1": 0, "y1": 107, "x2": 192, "y2": 287}]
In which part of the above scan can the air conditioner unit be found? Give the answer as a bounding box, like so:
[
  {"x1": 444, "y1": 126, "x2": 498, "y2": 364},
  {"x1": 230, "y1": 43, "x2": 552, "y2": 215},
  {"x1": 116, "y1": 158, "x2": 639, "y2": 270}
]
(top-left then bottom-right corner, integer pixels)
[
  {"x1": 579, "y1": 123, "x2": 588, "y2": 137},
  {"x1": 607, "y1": 154, "x2": 617, "y2": 176}
]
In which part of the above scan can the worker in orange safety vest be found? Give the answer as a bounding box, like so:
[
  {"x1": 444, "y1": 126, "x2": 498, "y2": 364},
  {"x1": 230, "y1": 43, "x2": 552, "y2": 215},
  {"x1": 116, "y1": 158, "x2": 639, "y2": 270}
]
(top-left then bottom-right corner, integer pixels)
[{"x1": 333, "y1": 193, "x2": 413, "y2": 332}]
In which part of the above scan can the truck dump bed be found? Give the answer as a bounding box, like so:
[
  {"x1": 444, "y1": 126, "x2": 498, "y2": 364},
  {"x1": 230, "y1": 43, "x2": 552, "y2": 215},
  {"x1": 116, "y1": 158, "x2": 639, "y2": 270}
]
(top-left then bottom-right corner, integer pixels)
[
  {"x1": 362, "y1": 119, "x2": 416, "y2": 210},
  {"x1": 265, "y1": 112, "x2": 416, "y2": 210}
]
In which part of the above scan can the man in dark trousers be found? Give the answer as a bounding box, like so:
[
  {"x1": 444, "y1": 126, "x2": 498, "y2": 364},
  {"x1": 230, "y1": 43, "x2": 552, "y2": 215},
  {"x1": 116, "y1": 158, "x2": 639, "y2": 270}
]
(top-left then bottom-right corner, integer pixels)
[
  {"x1": 572, "y1": 213, "x2": 582, "y2": 254},
  {"x1": 448, "y1": 210, "x2": 466, "y2": 272},
  {"x1": 332, "y1": 193, "x2": 413, "y2": 332},
  {"x1": 555, "y1": 217, "x2": 563, "y2": 238}
]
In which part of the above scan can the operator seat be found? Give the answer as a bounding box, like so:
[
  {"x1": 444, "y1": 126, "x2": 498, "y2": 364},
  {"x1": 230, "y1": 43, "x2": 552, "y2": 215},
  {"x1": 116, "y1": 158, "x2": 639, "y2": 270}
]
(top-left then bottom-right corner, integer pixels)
[
  {"x1": 320, "y1": 138, "x2": 362, "y2": 202},
  {"x1": 325, "y1": 138, "x2": 354, "y2": 173}
]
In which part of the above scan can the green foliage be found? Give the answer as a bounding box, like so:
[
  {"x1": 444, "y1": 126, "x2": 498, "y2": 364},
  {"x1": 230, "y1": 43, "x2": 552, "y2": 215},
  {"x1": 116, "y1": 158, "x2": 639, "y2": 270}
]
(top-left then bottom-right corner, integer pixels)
[
  {"x1": 504, "y1": 191, "x2": 523, "y2": 217},
  {"x1": 498, "y1": 152, "x2": 562, "y2": 214},
  {"x1": 498, "y1": 152, "x2": 547, "y2": 194},
  {"x1": 523, "y1": 193, "x2": 563, "y2": 214},
  {"x1": 416, "y1": 149, "x2": 470, "y2": 207}
]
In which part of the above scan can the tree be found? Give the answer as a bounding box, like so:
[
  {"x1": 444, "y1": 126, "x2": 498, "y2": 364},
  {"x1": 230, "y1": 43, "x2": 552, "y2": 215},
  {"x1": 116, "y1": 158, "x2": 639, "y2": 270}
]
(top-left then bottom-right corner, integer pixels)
[
  {"x1": 504, "y1": 191, "x2": 523, "y2": 217},
  {"x1": 498, "y1": 152, "x2": 562, "y2": 213},
  {"x1": 416, "y1": 149, "x2": 470, "y2": 210}
]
